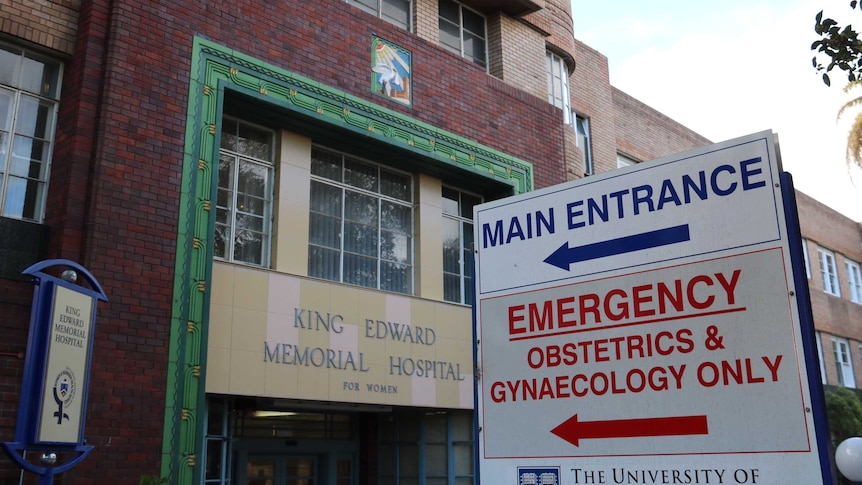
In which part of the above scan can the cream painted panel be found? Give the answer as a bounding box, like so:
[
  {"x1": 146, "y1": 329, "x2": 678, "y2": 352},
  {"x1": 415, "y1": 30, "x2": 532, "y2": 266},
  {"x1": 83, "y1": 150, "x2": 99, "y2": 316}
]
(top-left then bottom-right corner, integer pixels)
[
  {"x1": 263, "y1": 355, "x2": 300, "y2": 398},
  {"x1": 229, "y1": 349, "x2": 265, "y2": 395},
  {"x1": 412, "y1": 373, "x2": 437, "y2": 406},
  {"x1": 459, "y1": 375, "x2": 474, "y2": 408},
  {"x1": 232, "y1": 266, "x2": 269, "y2": 310},
  {"x1": 231, "y1": 307, "x2": 267, "y2": 352},
  {"x1": 416, "y1": 174, "x2": 444, "y2": 300},
  {"x1": 273, "y1": 131, "x2": 311, "y2": 274},
  {"x1": 211, "y1": 263, "x2": 235, "y2": 306},
  {"x1": 267, "y1": 273, "x2": 301, "y2": 344},
  {"x1": 205, "y1": 346, "x2": 231, "y2": 393},
  {"x1": 207, "y1": 270, "x2": 474, "y2": 407},
  {"x1": 208, "y1": 303, "x2": 233, "y2": 349}
]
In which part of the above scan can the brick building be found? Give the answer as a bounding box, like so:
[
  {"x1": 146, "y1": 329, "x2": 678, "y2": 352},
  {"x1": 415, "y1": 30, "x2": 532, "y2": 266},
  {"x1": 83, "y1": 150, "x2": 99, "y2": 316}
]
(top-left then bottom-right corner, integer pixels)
[
  {"x1": 0, "y1": 1, "x2": 719, "y2": 484},
  {"x1": 796, "y1": 191, "x2": 862, "y2": 394}
]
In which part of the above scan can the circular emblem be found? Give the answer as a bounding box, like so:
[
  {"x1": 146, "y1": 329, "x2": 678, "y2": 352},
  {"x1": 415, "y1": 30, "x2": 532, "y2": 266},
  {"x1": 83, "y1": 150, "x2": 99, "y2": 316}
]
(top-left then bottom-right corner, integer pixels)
[{"x1": 54, "y1": 367, "x2": 76, "y2": 407}]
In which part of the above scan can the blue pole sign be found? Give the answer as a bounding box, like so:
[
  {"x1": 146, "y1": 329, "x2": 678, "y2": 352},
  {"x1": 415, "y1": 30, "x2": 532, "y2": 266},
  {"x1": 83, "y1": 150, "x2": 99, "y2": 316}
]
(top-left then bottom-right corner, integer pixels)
[{"x1": 1, "y1": 259, "x2": 107, "y2": 484}]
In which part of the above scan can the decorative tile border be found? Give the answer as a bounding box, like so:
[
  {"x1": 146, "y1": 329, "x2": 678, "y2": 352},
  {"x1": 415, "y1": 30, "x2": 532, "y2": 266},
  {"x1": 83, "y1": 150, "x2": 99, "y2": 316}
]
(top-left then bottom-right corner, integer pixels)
[{"x1": 162, "y1": 36, "x2": 534, "y2": 483}]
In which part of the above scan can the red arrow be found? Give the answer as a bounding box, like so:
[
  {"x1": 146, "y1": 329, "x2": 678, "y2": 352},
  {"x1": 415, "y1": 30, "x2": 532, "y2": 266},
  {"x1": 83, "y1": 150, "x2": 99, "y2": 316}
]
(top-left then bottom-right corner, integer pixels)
[{"x1": 551, "y1": 414, "x2": 709, "y2": 447}]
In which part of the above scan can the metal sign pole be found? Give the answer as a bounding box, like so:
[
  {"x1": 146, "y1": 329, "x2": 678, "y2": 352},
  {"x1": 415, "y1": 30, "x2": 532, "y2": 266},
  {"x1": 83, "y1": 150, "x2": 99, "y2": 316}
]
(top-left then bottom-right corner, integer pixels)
[{"x1": 1, "y1": 259, "x2": 106, "y2": 483}]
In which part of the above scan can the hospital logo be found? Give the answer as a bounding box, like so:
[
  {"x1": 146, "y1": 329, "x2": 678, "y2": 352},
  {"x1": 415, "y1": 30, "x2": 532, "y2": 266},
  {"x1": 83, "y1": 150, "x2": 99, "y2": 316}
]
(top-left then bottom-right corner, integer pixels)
[
  {"x1": 518, "y1": 466, "x2": 560, "y2": 485},
  {"x1": 52, "y1": 367, "x2": 76, "y2": 424}
]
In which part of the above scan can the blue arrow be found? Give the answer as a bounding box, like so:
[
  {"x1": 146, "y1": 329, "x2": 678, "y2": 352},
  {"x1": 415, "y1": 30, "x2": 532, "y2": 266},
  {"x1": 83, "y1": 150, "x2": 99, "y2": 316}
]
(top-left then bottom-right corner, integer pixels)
[{"x1": 544, "y1": 224, "x2": 691, "y2": 271}]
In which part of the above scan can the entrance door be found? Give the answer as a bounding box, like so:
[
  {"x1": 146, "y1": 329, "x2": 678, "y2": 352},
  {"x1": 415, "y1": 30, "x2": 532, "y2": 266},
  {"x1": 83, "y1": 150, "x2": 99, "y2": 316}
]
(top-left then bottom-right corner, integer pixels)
[{"x1": 246, "y1": 455, "x2": 316, "y2": 485}]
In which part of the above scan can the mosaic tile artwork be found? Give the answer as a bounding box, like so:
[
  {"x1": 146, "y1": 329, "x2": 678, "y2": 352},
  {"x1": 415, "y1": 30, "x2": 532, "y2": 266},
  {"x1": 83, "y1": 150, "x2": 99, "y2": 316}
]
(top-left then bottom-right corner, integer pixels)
[{"x1": 372, "y1": 36, "x2": 412, "y2": 107}]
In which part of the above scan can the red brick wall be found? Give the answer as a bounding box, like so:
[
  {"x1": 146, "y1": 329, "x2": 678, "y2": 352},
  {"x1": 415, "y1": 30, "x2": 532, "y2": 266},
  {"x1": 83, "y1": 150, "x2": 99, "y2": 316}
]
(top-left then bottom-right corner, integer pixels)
[
  {"x1": 0, "y1": 280, "x2": 32, "y2": 483},
  {"x1": 612, "y1": 87, "x2": 712, "y2": 163},
  {"x1": 2, "y1": 0, "x2": 569, "y2": 481},
  {"x1": 0, "y1": 0, "x2": 730, "y2": 481},
  {"x1": 570, "y1": 40, "x2": 615, "y2": 176}
]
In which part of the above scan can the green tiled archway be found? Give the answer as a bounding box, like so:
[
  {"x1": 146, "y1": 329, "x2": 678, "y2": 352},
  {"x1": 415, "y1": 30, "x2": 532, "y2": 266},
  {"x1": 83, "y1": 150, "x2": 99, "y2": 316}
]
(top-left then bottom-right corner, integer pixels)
[{"x1": 162, "y1": 36, "x2": 534, "y2": 483}]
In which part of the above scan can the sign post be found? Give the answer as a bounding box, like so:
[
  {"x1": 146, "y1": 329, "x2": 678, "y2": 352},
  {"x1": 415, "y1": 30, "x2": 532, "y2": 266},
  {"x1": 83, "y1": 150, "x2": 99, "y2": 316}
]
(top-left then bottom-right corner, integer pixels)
[
  {"x1": 1, "y1": 259, "x2": 107, "y2": 484},
  {"x1": 473, "y1": 131, "x2": 833, "y2": 484}
]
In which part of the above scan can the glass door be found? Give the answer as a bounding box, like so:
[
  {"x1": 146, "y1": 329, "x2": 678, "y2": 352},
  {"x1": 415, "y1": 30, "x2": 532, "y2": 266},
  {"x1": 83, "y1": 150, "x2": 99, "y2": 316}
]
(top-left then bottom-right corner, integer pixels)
[
  {"x1": 247, "y1": 456, "x2": 275, "y2": 485},
  {"x1": 245, "y1": 455, "x2": 316, "y2": 485},
  {"x1": 336, "y1": 455, "x2": 353, "y2": 485},
  {"x1": 285, "y1": 456, "x2": 315, "y2": 485}
]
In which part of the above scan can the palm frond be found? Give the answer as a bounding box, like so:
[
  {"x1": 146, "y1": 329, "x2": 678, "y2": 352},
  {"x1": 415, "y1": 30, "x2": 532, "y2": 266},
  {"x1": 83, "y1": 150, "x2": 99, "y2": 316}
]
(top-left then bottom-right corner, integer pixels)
[
  {"x1": 839, "y1": 81, "x2": 862, "y2": 120},
  {"x1": 845, "y1": 111, "x2": 862, "y2": 170},
  {"x1": 838, "y1": 95, "x2": 862, "y2": 121}
]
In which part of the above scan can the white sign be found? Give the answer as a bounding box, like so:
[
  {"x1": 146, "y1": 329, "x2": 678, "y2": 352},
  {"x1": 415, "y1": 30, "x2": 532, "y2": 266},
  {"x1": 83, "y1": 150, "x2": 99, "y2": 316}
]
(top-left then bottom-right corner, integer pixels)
[
  {"x1": 37, "y1": 284, "x2": 94, "y2": 443},
  {"x1": 474, "y1": 131, "x2": 826, "y2": 484}
]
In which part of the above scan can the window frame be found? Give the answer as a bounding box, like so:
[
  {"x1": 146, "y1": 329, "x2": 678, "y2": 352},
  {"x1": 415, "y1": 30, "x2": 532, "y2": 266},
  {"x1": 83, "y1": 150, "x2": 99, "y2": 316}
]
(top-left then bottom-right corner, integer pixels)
[
  {"x1": 203, "y1": 397, "x2": 233, "y2": 484},
  {"x1": 617, "y1": 153, "x2": 639, "y2": 169},
  {"x1": 816, "y1": 332, "x2": 827, "y2": 384},
  {"x1": 378, "y1": 410, "x2": 475, "y2": 485},
  {"x1": 0, "y1": 42, "x2": 62, "y2": 223},
  {"x1": 833, "y1": 336, "x2": 856, "y2": 388},
  {"x1": 546, "y1": 51, "x2": 571, "y2": 125},
  {"x1": 818, "y1": 246, "x2": 841, "y2": 296},
  {"x1": 307, "y1": 146, "x2": 415, "y2": 295},
  {"x1": 575, "y1": 114, "x2": 593, "y2": 176},
  {"x1": 214, "y1": 116, "x2": 276, "y2": 267},
  {"x1": 847, "y1": 259, "x2": 862, "y2": 304},
  {"x1": 347, "y1": 0, "x2": 413, "y2": 31},
  {"x1": 442, "y1": 186, "x2": 481, "y2": 305},
  {"x1": 438, "y1": 0, "x2": 488, "y2": 69},
  {"x1": 801, "y1": 238, "x2": 811, "y2": 279}
]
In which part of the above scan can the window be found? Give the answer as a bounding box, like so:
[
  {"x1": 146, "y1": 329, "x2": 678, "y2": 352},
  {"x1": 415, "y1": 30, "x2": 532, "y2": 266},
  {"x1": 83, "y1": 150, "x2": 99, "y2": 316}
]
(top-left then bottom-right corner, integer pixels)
[
  {"x1": 833, "y1": 337, "x2": 855, "y2": 387},
  {"x1": 308, "y1": 147, "x2": 413, "y2": 294},
  {"x1": 215, "y1": 117, "x2": 275, "y2": 266},
  {"x1": 801, "y1": 238, "x2": 811, "y2": 279},
  {"x1": 617, "y1": 153, "x2": 638, "y2": 169},
  {"x1": 818, "y1": 247, "x2": 840, "y2": 296},
  {"x1": 378, "y1": 410, "x2": 474, "y2": 485},
  {"x1": 546, "y1": 51, "x2": 570, "y2": 124},
  {"x1": 204, "y1": 398, "x2": 232, "y2": 484},
  {"x1": 575, "y1": 115, "x2": 593, "y2": 175},
  {"x1": 443, "y1": 187, "x2": 481, "y2": 305},
  {"x1": 847, "y1": 259, "x2": 862, "y2": 303},
  {"x1": 816, "y1": 332, "x2": 826, "y2": 384},
  {"x1": 0, "y1": 44, "x2": 61, "y2": 222},
  {"x1": 439, "y1": 0, "x2": 487, "y2": 68},
  {"x1": 348, "y1": 0, "x2": 411, "y2": 30}
]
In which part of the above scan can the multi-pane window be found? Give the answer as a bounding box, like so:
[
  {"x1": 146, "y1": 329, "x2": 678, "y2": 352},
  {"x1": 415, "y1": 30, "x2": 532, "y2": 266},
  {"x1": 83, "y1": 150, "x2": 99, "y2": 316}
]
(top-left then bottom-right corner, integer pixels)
[
  {"x1": 801, "y1": 238, "x2": 811, "y2": 279},
  {"x1": 833, "y1": 337, "x2": 856, "y2": 388},
  {"x1": 847, "y1": 259, "x2": 862, "y2": 303},
  {"x1": 378, "y1": 410, "x2": 475, "y2": 485},
  {"x1": 215, "y1": 117, "x2": 275, "y2": 266},
  {"x1": 439, "y1": 0, "x2": 487, "y2": 68},
  {"x1": 203, "y1": 398, "x2": 232, "y2": 484},
  {"x1": 308, "y1": 147, "x2": 413, "y2": 294},
  {"x1": 818, "y1": 247, "x2": 841, "y2": 296},
  {"x1": 347, "y1": 0, "x2": 411, "y2": 30},
  {"x1": 443, "y1": 187, "x2": 481, "y2": 305},
  {"x1": 546, "y1": 51, "x2": 571, "y2": 124},
  {"x1": 617, "y1": 153, "x2": 638, "y2": 169},
  {"x1": 575, "y1": 115, "x2": 593, "y2": 176},
  {"x1": 0, "y1": 44, "x2": 61, "y2": 222},
  {"x1": 816, "y1": 332, "x2": 827, "y2": 384}
]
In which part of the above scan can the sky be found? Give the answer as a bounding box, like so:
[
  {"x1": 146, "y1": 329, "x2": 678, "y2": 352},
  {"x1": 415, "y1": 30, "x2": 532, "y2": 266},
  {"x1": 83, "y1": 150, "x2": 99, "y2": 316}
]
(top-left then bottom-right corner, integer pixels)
[{"x1": 571, "y1": 0, "x2": 862, "y2": 221}]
